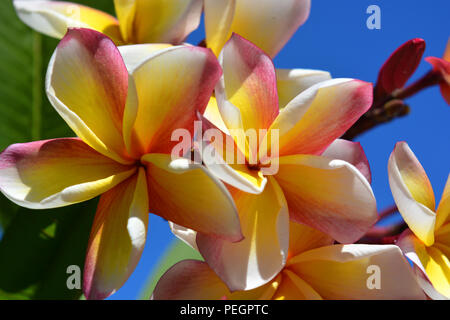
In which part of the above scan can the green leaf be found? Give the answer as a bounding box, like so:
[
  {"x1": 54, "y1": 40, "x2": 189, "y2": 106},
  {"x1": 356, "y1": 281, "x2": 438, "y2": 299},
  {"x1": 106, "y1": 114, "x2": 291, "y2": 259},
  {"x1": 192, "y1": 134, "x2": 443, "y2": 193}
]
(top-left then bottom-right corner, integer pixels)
[
  {"x1": 0, "y1": 0, "x2": 117, "y2": 299},
  {"x1": 0, "y1": 200, "x2": 97, "y2": 300},
  {"x1": 139, "y1": 240, "x2": 203, "y2": 300}
]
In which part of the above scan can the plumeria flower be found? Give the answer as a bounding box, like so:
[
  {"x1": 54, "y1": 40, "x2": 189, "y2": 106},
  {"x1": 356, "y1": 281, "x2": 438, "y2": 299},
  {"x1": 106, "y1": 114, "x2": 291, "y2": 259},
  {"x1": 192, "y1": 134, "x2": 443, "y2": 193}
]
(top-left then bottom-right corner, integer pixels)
[
  {"x1": 153, "y1": 221, "x2": 426, "y2": 300},
  {"x1": 171, "y1": 34, "x2": 378, "y2": 292},
  {"x1": 13, "y1": 0, "x2": 202, "y2": 45},
  {"x1": 388, "y1": 142, "x2": 450, "y2": 299},
  {"x1": 0, "y1": 28, "x2": 243, "y2": 299},
  {"x1": 425, "y1": 39, "x2": 450, "y2": 105},
  {"x1": 204, "y1": 0, "x2": 311, "y2": 57}
]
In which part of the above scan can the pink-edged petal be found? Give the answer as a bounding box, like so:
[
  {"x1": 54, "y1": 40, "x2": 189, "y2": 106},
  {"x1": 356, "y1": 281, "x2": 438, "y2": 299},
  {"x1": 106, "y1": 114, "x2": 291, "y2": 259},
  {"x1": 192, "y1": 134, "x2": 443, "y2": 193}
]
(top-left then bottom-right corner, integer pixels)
[
  {"x1": 388, "y1": 142, "x2": 436, "y2": 246},
  {"x1": 205, "y1": 0, "x2": 311, "y2": 58},
  {"x1": 426, "y1": 56, "x2": 450, "y2": 105},
  {"x1": 321, "y1": 139, "x2": 372, "y2": 183},
  {"x1": 46, "y1": 28, "x2": 132, "y2": 164},
  {"x1": 269, "y1": 79, "x2": 373, "y2": 157},
  {"x1": 13, "y1": 0, "x2": 122, "y2": 43},
  {"x1": 426, "y1": 56, "x2": 450, "y2": 84},
  {"x1": 274, "y1": 154, "x2": 377, "y2": 244},
  {"x1": 0, "y1": 138, "x2": 136, "y2": 209},
  {"x1": 196, "y1": 177, "x2": 289, "y2": 291},
  {"x1": 84, "y1": 168, "x2": 148, "y2": 300},
  {"x1": 152, "y1": 259, "x2": 281, "y2": 300},
  {"x1": 142, "y1": 154, "x2": 242, "y2": 242},
  {"x1": 152, "y1": 260, "x2": 230, "y2": 300},
  {"x1": 114, "y1": 0, "x2": 202, "y2": 44},
  {"x1": 288, "y1": 244, "x2": 426, "y2": 300},
  {"x1": 125, "y1": 45, "x2": 222, "y2": 156},
  {"x1": 216, "y1": 34, "x2": 279, "y2": 135},
  {"x1": 276, "y1": 68, "x2": 332, "y2": 109}
]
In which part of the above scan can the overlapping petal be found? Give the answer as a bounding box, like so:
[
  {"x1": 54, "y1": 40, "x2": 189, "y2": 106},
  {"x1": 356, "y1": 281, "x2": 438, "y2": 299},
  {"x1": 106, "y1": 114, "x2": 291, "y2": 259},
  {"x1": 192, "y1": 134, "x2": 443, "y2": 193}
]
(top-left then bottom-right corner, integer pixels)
[
  {"x1": 274, "y1": 154, "x2": 377, "y2": 244},
  {"x1": 114, "y1": 0, "x2": 202, "y2": 44},
  {"x1": 287, "y1": 221, "x2": 334, "y2": 260},
  {"x1": 199, "y1": 112, "x2": 267, "y2": 194},
  {"x1": 13, "y1": 0, "x2": 122, "y2": 42},
  {"x1": 46, "y1": 28, "x2": 131, "y2": 164},
  {"x1": 398, "y1": 230, "x2": 450, "y2": 299},
  {"x1": 204, "y1": 0, "x2": 311, "y2": 57},
  {"x1": 0, "y1": 138, "x2": 135, "y2": 209},
  {"x1": 272, "y1": 269, "x2": 322, "y2": 300},
  {"x1": 84, "y1": 168, "x2": 148, "y2": 300},
  {"x1": 142, "y1": 154, "x2": 242, "y2": 242},
  {"x1": 388, "y1": 142, "x2": 436, "y2": 246},
  {"x1": 125, "y1": 45, "x2": 221, "y2": 156},
  {"x1": 216, "y1": 34, "x2": 279, "y2": 136},
  {"x1": 196, "y1": 177, "x2": 289, "y2": 291},
  {"x1": 269, "y1": 79, "x2": 373, "y2": 157},
  {"x1": 118, "y1": 43, "x2": 174, "y2": 72},
  {"x1": 321, "y1": 139, "x2": 372, "y2": 183},
  {"x1": 152, "y1": 260, "x2": 281, "y2": 300},
  {"x1": 288, "y1": 244, "x2": 426, "y2": 299},
  {"x1": 276, "y1": 68, "x2": 331, "y2": 109}
]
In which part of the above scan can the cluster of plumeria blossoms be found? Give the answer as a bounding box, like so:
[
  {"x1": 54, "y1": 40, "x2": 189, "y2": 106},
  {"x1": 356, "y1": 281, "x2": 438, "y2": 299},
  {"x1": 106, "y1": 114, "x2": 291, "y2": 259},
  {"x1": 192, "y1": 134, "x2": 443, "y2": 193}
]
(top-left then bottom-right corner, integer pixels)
[{"x1": 0, "y1": 0, "x2": 447, "y2": 300}]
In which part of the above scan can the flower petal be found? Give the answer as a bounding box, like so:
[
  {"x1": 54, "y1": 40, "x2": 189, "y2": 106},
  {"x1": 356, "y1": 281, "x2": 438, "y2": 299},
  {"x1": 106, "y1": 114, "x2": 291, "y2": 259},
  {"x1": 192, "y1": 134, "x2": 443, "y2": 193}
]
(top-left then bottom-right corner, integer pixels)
[
  {"x1": 118, "y1": 43, "x2": 174, "y2": 72},
  {"x1": 126, "y1": 45, "x2": 222, "y2": 156},
  {"x1": 204, "y1": 96, "x2": 230, "y2": 134},
  {"x1": 398, "y1": 231, "x2": 449, "y2": 300},
  {"x1": 398, "y1": 230, "x2": 450, "y2": 299},
  {"x1": 199, "y1": 112, "x2": 267, "y2": 194},
  {"x1": 152, "y1": 259, "x2": 281, "y2": 300},
  {"x1": 204, "y1": 0, "x2": 236, "y2": 57},
  {"x1": 287, "y1": 221, "x2": 334, "y2": 260},
  {"x1": 288, "y1": 244, "x2": 426, "y2": 300},
  {"x1": 274, "y1": 154, "x2": 377, "y2": 244},
  {"x1": 46, "y1": 28, "x2": 132, "y2": 164},
  {"x1": 388, "y1": 142, "x2": 436, "y2": 245},
  {"x1": 272, "y1": 269, "x2": 322, "y2": 300},
  {"x1": 436, "y1": 175, "x2": 450, "y2": 230},
  {"x1": 269, "y1": 79, "x2": 373, "y2": 157},
  {"x1": 205, "y1": 0, "x2": 311, "y2": 58},
  {"x1": 84, "y1": 168, "x2": 148, "y2": 300},
  {"x1": 142, "y1": 154, "x2": 242, "y2": 242},
  {"x1": 276, "y1": 68, "x2": 331, "y2": 109},
  {"x1": 169, "y1": 222, "x2": 198, "y2": 251},
  {"x1": 321, "y1": 139, "x2": 372, "y2": 183},
  {"x1": 114, "y1": 0, "x2": 202, "y2": 44},
  {"x1": 0, "y1": 138, "x2": 135, "y2": 209},
  {"x1": 14, "y1": 0, "x2": 122, "y2": 42},
  {"x1": 216, "y1": 34, "x2": 279, "y2": 132},
  {"x1": 426, "y1": 56, "x2": 450, "y2": 84},
  {"x1": 196, "y1": 177, "x2": 289, "y2": 291},
  {"x1": 426, "y1": 56, "x2": 450, "y2": 105},
  {"x1": 444, "y1": 38, "x2": 450, "y2": 61}
]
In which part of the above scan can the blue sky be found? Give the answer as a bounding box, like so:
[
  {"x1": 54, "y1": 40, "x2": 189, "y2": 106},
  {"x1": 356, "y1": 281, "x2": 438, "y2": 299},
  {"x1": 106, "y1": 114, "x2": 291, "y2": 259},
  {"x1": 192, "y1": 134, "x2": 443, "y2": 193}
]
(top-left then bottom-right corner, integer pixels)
[{"x1": 109, "y1": 0, "x2": 450, "y2": 299}]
